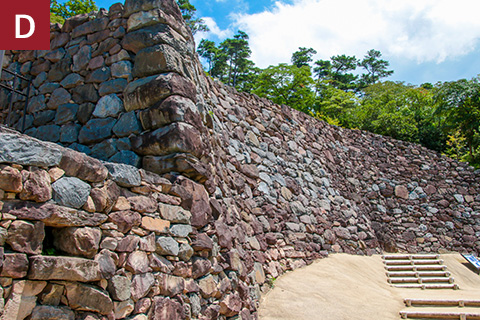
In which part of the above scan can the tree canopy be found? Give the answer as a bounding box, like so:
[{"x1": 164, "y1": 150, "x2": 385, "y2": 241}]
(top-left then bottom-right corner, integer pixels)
[{"x1": 50, "y1": 0, "x2": 97, "y2": 23}]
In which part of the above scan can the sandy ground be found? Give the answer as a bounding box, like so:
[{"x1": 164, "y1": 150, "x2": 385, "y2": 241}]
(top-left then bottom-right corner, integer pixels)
[{"x1": 258, "y1": 253, "x2": 480, "y2": 320}]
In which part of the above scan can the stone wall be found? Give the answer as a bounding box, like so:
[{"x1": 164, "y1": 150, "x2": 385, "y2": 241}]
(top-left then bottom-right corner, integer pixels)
[
  {"x1": 1, "y1": 0, "x2": 480, "y2": 319},
  {"x1": 0, "y1": 0, "x2": 208, "y2": 171}
]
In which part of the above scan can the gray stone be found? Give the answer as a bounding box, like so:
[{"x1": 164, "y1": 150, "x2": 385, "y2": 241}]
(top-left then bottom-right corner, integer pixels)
[
  {"x1": 113, "y1": 111, "x2": 141, "y2": 137},
  {"x1": 73, "y1": 45, "x2": 92, "y2": 72},
  {"x1": 158, "y1": 203, "x2": 191, "y2": 224},
  {"x1": 78, "y1": 102, "x2": 95, "y2": 124},
  {"x1": 39, "y1": 82, "x2": 61, "y2": 94},
  {"x1": 98, "y1": 78, "x2": 128, "y2": 96},
  {"x1": 91, "y1": 139, "x2": 118, "y2": 161},
  {"x1": 28, "y1": 95, "x2": 47, "y2": 113},
  {"x1": 93, "y1": 94, "x2": 124, "y2": 118},
  {"x1": 33, "y1": 110, "x2": 55, "y2": 126},
  {"x1": 170, "y1": 224, "x2": 192, "y2": 237},
  {"x1": 60, "y1": 123, "x2": 81, "y2": 143},
  {"x1": 72, "y1": 17, "x2": 109, "y2": 38},
  {"x1": 0, "y1": 131, "x2": 63, "y2": 167},
  {"x1": 78, "y1": 117, "x2": 116, "y2": 144},
  {"x1": 86, "y1": 67, "x2": 111, "y2": 83},
  {"x1": 111, "y1": 61, "x2": 132, "y2": 79},
  {"x1": 72, "y1": 84, "x2": 99, "y2": 103},
  {"x1": 45, "y1": 48, "x2": 66, "y2": 63},
  {"x1": 107, "y1": 275, "x2": 131, "y2": 301},
  {"x1": 178, "y1": 243, "x2": 194, "y2": 261},
  {"x1": 60, "y1": 73, "x2": 84, "y2": 89},
  {"x1": 47, "y1": 88, "x2": 71, "y2": 110},
  {"x1": 55, "y1": 103, "x2": 79, "y2": 125},
  {"x1": 109, "y1": 150, "x2": 141, "y2": 167},
  {"x1": 156, "y1": 236, "x2": 179, "y2": 256},
  {"x1": 52, "y1": 177, "x2": 91, "y2": 209},
  {"x1": 104, "y1": 162, "x2": 141, "y2": 187},
  {"x1": 36, "y1": 125, "x2": 61, "y2": 142},
  {"x1": 133, "y1": 44, "x2": 191, "y2": 78},
  {"x1": 123, "y1": 73, "x2": 196, "y2": 112},
  {"x1": 33, "y1": 72, "x2": 47, "y2": 88}
]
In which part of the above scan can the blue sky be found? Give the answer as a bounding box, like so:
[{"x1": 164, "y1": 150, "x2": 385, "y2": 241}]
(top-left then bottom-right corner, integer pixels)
[{"x1": 95, "y1": 0, "x2": 480, "y2": 85}]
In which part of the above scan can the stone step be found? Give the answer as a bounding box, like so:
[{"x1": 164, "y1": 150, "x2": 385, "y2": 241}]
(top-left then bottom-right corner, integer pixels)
[
  {"x1": 404, "y1": 299, "x2": 480, "y2": 308},
  {"x1": 387, "y1": 271, "x2": 451, "y2": 278},
  {"x1": 400, "y1": 310, "x2": 480, "y2": 319}
]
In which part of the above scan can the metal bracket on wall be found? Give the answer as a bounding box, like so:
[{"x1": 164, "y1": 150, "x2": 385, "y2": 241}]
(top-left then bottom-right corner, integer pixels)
[{"x1": 0, "y1": 53, "x2": 32, "y2": 133}]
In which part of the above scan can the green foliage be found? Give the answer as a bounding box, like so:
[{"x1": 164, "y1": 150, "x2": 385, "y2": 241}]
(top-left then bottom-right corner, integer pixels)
[
  {"x1": 253, "y1": 64, "x2": 315, "y2": 112},
  {"x1": 359, "y1": 49, "x2": 394, "y2": 87},
  {"x1": 314, "y1": 84, "x2": 359, "y2": 127},
  {"x1": 50, "y1": 0, "x2": 97, "y2": 23},
  {"x1": 176, "y1": 0, "x2": 209, "y2": 35},
  {"x1": 435, "y1": 76, "x2": 480, "y2": 163},
  {"x1": 291, "y1": 47, "x2": 317, "y2": 68}
]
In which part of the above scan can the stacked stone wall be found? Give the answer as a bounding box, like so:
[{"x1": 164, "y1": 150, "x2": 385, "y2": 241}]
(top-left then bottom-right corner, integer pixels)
[{"x1": 0, "y1": 0, "x2": 480, "y2": 319}]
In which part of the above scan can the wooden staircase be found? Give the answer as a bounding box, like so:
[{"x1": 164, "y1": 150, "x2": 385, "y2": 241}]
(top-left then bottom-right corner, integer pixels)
[
  {"x1": 383, "y1": 254, "x2": 459, "y2": 290},
  {"x1": 400, "y1": 299, "x2": 480, "y2": 319}
]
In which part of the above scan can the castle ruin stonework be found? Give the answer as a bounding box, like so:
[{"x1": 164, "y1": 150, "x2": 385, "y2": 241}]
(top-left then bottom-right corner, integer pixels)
[{"x1": 0, "y1": 0, "x2": 479, "y2": 319}]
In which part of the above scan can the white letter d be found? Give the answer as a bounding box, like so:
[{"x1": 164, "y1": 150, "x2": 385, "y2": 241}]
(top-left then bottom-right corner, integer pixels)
[{"x1": 15, "y1": 15, "x2": 35, "y2": 39}]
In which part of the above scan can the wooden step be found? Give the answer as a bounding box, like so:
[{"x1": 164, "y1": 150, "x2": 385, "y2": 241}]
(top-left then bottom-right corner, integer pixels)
[
  {"x1": 400, "y1": 310, "x2": 480, "y2": 319},
  {"x1": 404, "y1": 299, "x2": 480, "y2": 308},
  {"x1": 386, "y1": 265, "x2": 448, "y2": 272},
  {"x1": 387, "y1": 271, "x2": 451, "y2": 278},
  {"x1": 384, "y1": 259, "x2": 444, "y2": 266},
  {"x1": 383, "y1": 254, "x2": 440, "y2": 260},
  {"x1": 389, "y1": 277, "x2": 454, "y2": 284},
  {"x1": 393, "y1": 284, "x2": 459, "y2": 290}
]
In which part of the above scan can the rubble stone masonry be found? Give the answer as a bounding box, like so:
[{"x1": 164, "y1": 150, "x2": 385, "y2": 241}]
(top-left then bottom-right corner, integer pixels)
[{"x1": 0, "y1": 0, "x2": 479, "y2": 319}]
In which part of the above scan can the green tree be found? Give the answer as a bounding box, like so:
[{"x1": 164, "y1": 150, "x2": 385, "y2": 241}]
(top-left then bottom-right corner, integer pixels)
[
  {"x1": 51, "y1": 0, "x2": 97, "y2": 23},
  {"x1": 291, "y1": 47, "x2": 317, "y2": 68},
  {"x1": 253, "y1": 64, "x2": 315, "y2": 112},
  {"x1": 357, "y1": 81, "x2": 438, "y2": 144},
  {"x1": 435, "y1": 77, "x2": 480, "y2": 159},
  {"x1": 314, "y1": 84, "x2": 359, "y2": 127},
  {"x1": 197, "y1": 39, "x2": 219, "y2": 73},
  {"x1": 359, "y1": 49, "x2": 394, "y2": 86},
  {"x1": 176, "y1": 0, "x2": 209, "y2": 35},
  {"x1": 219, "y1": 30, "x2": 253, "y2": 88}
]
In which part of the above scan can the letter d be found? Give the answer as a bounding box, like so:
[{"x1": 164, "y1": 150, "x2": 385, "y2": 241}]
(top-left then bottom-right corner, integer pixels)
[{"x1": 15, "y1": 15, "x2": 35, "y2": 39}]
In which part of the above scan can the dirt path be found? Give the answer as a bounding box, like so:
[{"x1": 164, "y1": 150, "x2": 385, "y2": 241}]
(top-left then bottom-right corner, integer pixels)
[{"x1": 258, "y1": 253, "x2": 480, "y2": 320}]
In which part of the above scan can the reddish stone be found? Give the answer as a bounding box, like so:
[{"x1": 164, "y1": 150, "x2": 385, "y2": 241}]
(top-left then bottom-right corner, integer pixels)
[
  {"x1": 7, "y1": 220, "x2": 45, "y2": 254},
  {"x1": 1, "y1": 253, "x2": 28, "y2": 278},
  {"x1": 129, "y1": 195, "x2": 157, "y2": 213},
  {"x1": 150, "y1": 297, "x2": 184, "y2": 320},
  {"x1": 109, "y1": 210, "x2": 142, "y2": 233},
  {"x1": 90, "y1": 180, "x2": 120, "y2": 213},
  {"x1": 219, "y1": 292, "x2": 242, "y2": 317},
  {"x1": 19, "y1": 168, "x2": 52, "y2": 203},
  {"x1": 53, "y1": 227, "x2": 101, "y2": 258},
  {"x1": 59, "y1": 149, "x2": 108, "y2": 183},
  {"x1": 171, "y1": 177, "x2": 212, "y2": 228},
  {"x1": 191, "y1": 233, "x2": 213, "y2": 251},
  {"x1": 0, "y1": 166, "x2": 22, "y2": 192}
]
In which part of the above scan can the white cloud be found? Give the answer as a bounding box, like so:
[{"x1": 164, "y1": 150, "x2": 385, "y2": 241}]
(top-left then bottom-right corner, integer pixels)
[
  {"x1": 194, "y1": 17, "x2": 234, "y2": 45},
  {"x1": 228, "y1": 0, "x2": 480, "y2": 68}
]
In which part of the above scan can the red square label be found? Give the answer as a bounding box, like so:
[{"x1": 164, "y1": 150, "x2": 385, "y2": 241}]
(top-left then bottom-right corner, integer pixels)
[{"x1": 0, "y1": 0, "x2": 50, "y2": 50}]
